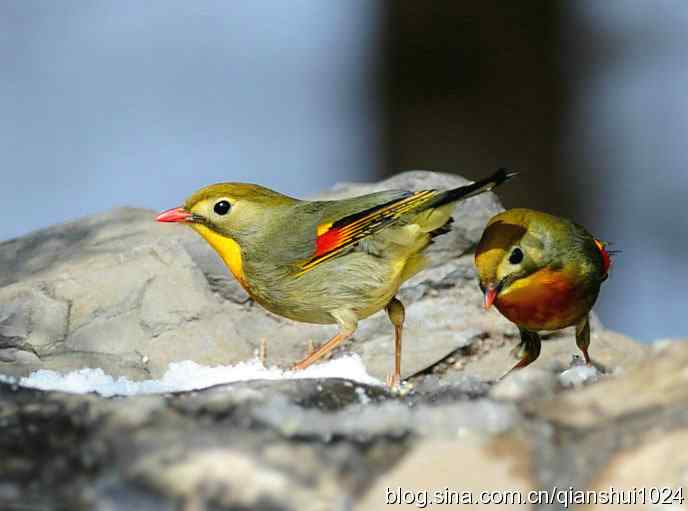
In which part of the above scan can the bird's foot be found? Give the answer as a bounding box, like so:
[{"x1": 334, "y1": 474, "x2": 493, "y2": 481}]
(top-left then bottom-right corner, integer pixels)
[
  {"x1": 510, "y1": 341, "x2": 526, "y2": 360},
  {"x1": 290, "y1": 341, "x2": 318, "y2": 371},
  {"x1": 386, "y1": 372, "x2": 401, "y2": 389},
  {"x1": 290, "y1": 361, "x2": 306, "y2": 371},
  {"x1": 385, "y1": 373, "x2": 413, "y2": 395}
]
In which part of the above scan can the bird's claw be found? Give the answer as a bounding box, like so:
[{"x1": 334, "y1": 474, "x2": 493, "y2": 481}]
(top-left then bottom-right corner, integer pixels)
[
  {"x1": 385, "y1": 372, "x2": 401, "y2": 388},
  {"x1": 385, "y1": 372, "x2": 413, "y2": 395}
]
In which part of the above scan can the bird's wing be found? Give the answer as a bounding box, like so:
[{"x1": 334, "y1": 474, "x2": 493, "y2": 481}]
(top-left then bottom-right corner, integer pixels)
[{"x1": 296, "y1": 189, "x2": 437, "y2": 275}]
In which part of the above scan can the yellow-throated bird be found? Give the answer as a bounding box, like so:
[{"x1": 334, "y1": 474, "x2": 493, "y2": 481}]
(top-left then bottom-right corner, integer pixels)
[
  {"x1": 157, "y1": 169, "x2": 515, "y2": 385},
  {"x1": 474, "y1": 208, "x2": 612, "y2": 374}
]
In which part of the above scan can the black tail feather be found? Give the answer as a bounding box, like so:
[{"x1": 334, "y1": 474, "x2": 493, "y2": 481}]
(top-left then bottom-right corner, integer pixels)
[{"x1": 428, "y1": 168, "x2": 517, "y2": 209}]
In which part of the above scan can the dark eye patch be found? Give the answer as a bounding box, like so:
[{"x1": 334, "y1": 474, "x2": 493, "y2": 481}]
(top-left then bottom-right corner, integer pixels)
[
  {"x1": 509, "y1": 247, "x2": 524, "y2": 265},
  {"x1": 214, "y1": 200, "x2": 231, "y2": 216}
]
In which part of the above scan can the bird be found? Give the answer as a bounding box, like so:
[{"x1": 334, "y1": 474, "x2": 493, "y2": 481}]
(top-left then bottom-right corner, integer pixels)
[
  {"x1": 474, "y1": 208, "x2": 612, "y2": 375},
  {"x1": 156, "y1": 169, "x2": 516, "y2": 386}
]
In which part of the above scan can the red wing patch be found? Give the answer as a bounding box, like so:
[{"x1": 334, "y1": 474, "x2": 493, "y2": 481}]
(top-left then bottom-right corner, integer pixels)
[
  {"x1": 296, "y1": 190, "x2": 436, "y2": 275},
  {"x1": 315, "y1": 228, "x2": 345, "y2": 257},
  {"x1": 594, "y1": 239, "x2": 612, "y2": 275}
]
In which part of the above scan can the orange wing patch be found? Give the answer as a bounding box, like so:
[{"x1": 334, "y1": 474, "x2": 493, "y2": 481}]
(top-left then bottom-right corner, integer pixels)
[{"x1": 296, "y1": 190, "x2": 436, "y2": 276}]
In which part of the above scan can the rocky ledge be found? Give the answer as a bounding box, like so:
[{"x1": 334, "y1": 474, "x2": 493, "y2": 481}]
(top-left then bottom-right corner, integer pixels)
[{"x1": 0, "y1": 172, "x2": 684, "y2": 511}]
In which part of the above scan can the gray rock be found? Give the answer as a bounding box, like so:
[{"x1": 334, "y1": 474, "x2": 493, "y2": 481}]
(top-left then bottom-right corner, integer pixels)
[
  {"x1": 490, "y1": 367, "x2": 560, "y2": 402},
  {"x1": 3, "y1": 340, "x2": 687, "y2": 511},
  {"x1": 0, "y1": 379, "x2": 413, "y2": 510},
  {"x1": 0, "y1": 207, "x2": 171, "y2": 287},
  {"x1": 252, "y1": 397, "x2": 518, "y2": 441},
  {"x1": 0, "y1": 171, "x2": 664, "y2": 511},
  {"x1": 0, "y1": 285, "x2": 69, "y2": 355}
]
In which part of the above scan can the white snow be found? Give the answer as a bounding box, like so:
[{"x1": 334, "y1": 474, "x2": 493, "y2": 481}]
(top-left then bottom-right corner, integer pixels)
[
  {"x1": 558, "y1": 364, "x2": 600, "y2": 387},
  {"x1": 0, "y1": 355, "x2": 382, "y2": 397}
]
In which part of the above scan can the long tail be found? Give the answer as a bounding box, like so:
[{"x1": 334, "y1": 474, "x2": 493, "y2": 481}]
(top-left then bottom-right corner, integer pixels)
[{"x1": 426, "y1": 168, "x2": 517, "y2": 209}]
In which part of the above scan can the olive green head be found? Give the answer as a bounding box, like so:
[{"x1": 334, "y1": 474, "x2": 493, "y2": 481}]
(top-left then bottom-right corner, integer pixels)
[
  {"x1": 474, "y1": 208, "x2": 571, "y2": 307},
  {"x1": 175, "y1": 183, "x2": 295, "y2": 236}
]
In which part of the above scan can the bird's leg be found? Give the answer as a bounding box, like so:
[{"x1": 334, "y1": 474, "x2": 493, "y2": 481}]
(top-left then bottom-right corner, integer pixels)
[
  {"x1": 291, "y1": 310, "x2": 358, "y2": 371},
  {"x1": 503, "y1": 328, "x2": 541, "y2": 378},
  {"x1": 575, "y1": 315, "x2": 592, "y2": 365},
  {"x1": 292, "y1": 333, "x2": 352, "y2": 370},
  {"x1": 385, "y1": 297, "x2": 405, "y2": 388}
]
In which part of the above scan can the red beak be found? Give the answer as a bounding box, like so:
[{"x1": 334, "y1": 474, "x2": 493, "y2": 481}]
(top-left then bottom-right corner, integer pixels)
[
  {"x1": 156, "y1": 207, "x2": 192, "y2": 223},
  {"x1": 483, "y1": 286, "x2": 499, "y2": 310}
]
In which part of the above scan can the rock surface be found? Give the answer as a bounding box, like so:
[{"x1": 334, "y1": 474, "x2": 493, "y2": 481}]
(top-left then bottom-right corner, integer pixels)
[
  {"x1": 3, "y1": 341, "x2": 688, "y2": 511},
  {"x1": 1, "y1": 171, "x2": 683, "y2": 511}
]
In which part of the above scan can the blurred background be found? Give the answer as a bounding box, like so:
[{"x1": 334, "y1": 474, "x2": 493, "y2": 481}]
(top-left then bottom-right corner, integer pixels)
[{"x1": 2, "y1": 1, "x2": 686, "y2": 341}]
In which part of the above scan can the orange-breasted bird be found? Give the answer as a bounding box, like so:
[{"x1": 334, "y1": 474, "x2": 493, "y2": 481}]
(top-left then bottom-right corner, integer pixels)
[
  {"x1": 157, "y1": 169, "x2": 515, "y2": 386},
  {"x1": 474, "y1": 208, "x2": 612, "y2": 374}
]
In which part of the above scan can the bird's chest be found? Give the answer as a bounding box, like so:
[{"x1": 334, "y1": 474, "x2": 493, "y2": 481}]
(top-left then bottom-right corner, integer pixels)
[{"x1": 495, "y1": 268, "x2": 586, "y2": 331}]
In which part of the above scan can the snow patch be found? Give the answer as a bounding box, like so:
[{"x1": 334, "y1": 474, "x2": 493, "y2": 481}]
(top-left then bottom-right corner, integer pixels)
[
  {"x1": 2, "y1": 355, "x2": 382, "y2": 397},
  {"x1": 558, "y1": 364, "x2": 599, "y2": 387}
]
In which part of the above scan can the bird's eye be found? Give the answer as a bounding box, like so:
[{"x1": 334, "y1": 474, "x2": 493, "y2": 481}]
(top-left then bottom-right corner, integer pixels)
[
  {"x1": 214, "y1": 200, "x2": 231, "y2": 216},
  {"x1": 509, "y1": 247, "x2": 524, "y2": 265}
]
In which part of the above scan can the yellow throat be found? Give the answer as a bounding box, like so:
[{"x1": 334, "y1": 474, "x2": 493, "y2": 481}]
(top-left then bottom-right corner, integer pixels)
[{"x1": 191, "y1": 224, "x2": 248, "y2": 289}]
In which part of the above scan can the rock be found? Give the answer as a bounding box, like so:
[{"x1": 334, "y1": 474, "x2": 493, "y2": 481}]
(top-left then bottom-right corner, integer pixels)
[
  {"x1": 527, "y1": 340, "x2": 688, "y2": 429},
  {"x1": 490, "y1": 367, "x2": 559, "y2": 402},
  {"x1": 514, "y1": 341, "x2": 688, "y2": 509},
  {"x1": 132, "y1": 447, "x2": 314, "y2": 510},
  {"x1": 0, "y1": 285, "x2": 69, "y2": 355},
  {"x1": 0, "y1": 378, "x2": 507, "y2": 511},
  {"x1": 0, "y1": 207, "x2": 171, "y2": 287},
  {"x1": 357, "y1": 435, "x2": 537, "y2": 510},
  {"x1": 6, "y1": 350, "x2": 688, "y2": 511},
  {"x1": 252, "y1": 397, "x2": 518, "y2": 441},
  {"x1": 584, "y1": 431, "x2": 688, "y2": 511},
  {"x1": 1, "y1": 171, "x2": 671, "y2": 511}
]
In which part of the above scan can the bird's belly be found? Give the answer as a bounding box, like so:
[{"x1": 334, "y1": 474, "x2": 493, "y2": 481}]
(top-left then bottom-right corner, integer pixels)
[
  {"x1": 252, "y1": 295, "x2": 337, "y2": 324},
  {"x1": 495, "y1": 269, "x2": 585, "y2": 331},
  {"x1": 251, "y1": 254, "x2": 408, "y2": 325}
]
